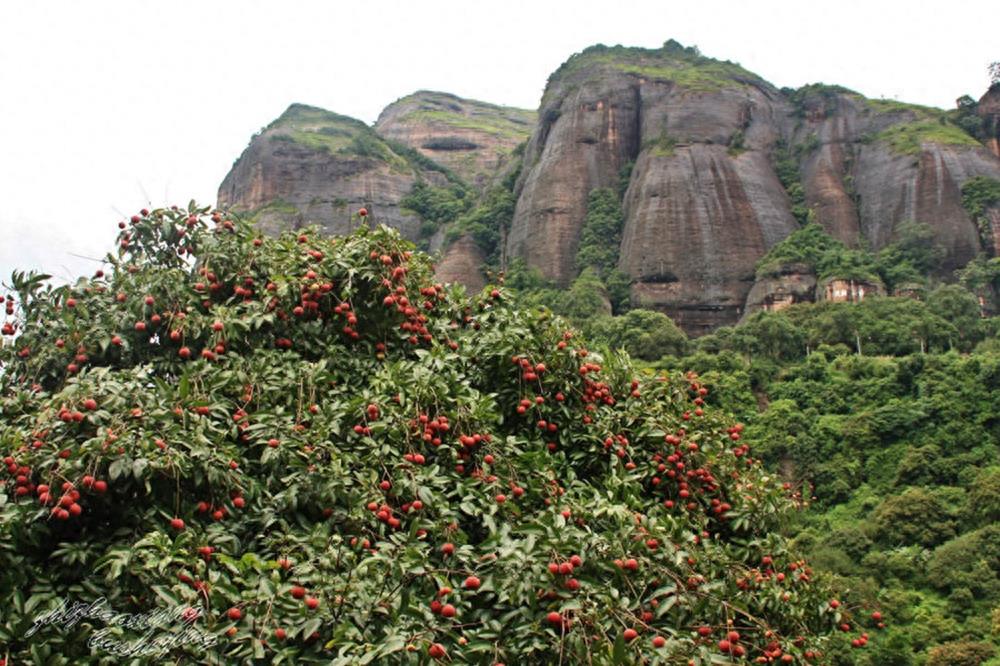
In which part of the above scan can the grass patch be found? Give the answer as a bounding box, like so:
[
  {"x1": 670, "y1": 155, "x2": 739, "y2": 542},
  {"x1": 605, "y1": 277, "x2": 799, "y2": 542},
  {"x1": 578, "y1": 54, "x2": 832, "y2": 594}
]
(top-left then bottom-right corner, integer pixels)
[
  {"x1": 861, "y1": 97, "x2": 943, "y2": 118},
  {"x1": 401, "y1": 109, "x2": 533, "y2": 143},
  {"x1": 266, "y1": 103, "x2": 416, "y2": 170},
  {"x1": 876, "y1": 120, "x2": 981, "y2": 155}
]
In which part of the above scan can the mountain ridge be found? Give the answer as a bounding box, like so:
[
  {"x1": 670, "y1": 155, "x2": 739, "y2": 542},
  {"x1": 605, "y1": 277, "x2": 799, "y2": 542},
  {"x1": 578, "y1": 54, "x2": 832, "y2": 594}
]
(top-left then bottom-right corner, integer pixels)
[{"x1": 218, "y1": 40, "x2": 1000, "y2": 335}]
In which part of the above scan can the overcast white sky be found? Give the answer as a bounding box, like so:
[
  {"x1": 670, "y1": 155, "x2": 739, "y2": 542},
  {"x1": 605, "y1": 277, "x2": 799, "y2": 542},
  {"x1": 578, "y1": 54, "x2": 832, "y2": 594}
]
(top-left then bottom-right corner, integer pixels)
[{"x1": 1, "y1": 0, "x2": 996, "y2": 284}]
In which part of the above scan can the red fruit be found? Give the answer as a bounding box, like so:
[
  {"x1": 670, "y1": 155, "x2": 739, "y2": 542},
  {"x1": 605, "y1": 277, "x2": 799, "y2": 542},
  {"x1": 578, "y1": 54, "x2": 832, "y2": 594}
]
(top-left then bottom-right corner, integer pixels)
[
  {"x1": 111, "y1": 335, "x2": 122, "y2": 346},
  {"x1": 623, "y1": 558, "x2": 638, "y2": 571},
  {"x1": 227, "y1": 607, "x2": 242, "y2": 621},
  {"x1": 441, "y1": 543, "x2": 455, "y2": 555},
  {"x1": 291, "y1": 586, "x2": 306, "y2": 599},
  {"x1": 727, "y1": 630, "x2": 740, "y2": 642},
  {"x1": 652, "y1": 635, "x2": 666, "y2": 648},
  {"x1": 441, "y1": 603, "x2": 456, "y2": 618},
  {"x1": 871, "y1": 611, "x2": 882, "y2": 621},
  {"x1": 428, "y1": 643, "x2": 446, "y2": 659},
  {"x1": 358, "y1": 208, "x2": 368, "y2": 217},
  {"x1": 134, "y1": 321, "x2": 146, "y2": 332},
  {"x1": 830, "y1": 599, "x2": 840, "y2": 609},
  {"x1": 212, "y1": 321, "x2": 224, "y2": 332},
  {"x1": 178, "y1": 347, "x2": 191, "y2": 359},
  {"x1": 463, "y1": 575, "x2": 480, "y2": 590},
  {"x1": 546, "y1": 611, "x2": 562, "y2": 625},
  {"x1": 144, "y1": 295, "x2": 155, "y2": 306},
  {"x1": 233, "y1": 496, "x2": 245, "y2": 509},
  {"x1": 170, "y1": 518, "x2": 185, "y2": 531},
  {"x1": 82, "y1": 398, "x2": 98, "y2": 411},
  {"x1": 495, "y1": 494, "x2": 506, "y2": 504},
  {"x1": 718, "y1": 639, "x2": 731, "y2": 652},
  {"x1": 697, "y1": 626, "x2": 712, "y2": 637},
  {"x1": 305, "y1": 597, "x2": 319, "y2": 610},
  {"x1": 93, "y1": 480, "x2": 108, "y2": 493},
  {"x1": 275, "y1": 628, "x2": 287, "y2": 640},
  {"x1": 623, "y1": 628, "x2": 638, "y2": 641}
]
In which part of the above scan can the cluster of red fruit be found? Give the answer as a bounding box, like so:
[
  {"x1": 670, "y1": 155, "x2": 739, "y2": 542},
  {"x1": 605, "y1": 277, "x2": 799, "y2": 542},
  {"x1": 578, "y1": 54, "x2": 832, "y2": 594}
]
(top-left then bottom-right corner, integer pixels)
[
  {"x1": 736, "y1": 557, "x2": 813, "y2": 595},
  {"x1": 412, "y1": 412, "x2": 450, "y2": 446},
  {"x1": 652, "y1": 426, "x2": 727, "y2": 517},
  {"x1": 6, "y1": 450, "x2": 109, "y2": 520},
  {"x1": 545, "y1": 553, "x2": 583, "y2": 594},
  {"x1": 1, "y1": 294, "x2": 15, "y2": 336},
  {"x1": 194, "y1": 494, "x2": 245, "y2": 522},
  {"x1": 375, "y1": 249, "x2": 447, "y2": 346}
]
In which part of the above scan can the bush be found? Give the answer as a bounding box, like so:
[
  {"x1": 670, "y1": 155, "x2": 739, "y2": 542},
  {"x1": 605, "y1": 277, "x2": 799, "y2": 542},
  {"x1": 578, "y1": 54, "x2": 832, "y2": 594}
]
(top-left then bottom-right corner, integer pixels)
[
  {"x1": 926, "y1": 641, "x2": 996, "y2": 666},
  {"x1": 872, "y1": 488, "x2": 958, "y2": 548},
  {"x1": 0, "y1": 204, "x2": 850, "y2": 663}
]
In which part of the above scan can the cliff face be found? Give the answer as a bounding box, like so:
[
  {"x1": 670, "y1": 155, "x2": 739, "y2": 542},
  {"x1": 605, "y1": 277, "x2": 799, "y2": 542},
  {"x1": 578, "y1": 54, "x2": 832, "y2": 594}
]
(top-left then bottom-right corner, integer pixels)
[
  {"x1": 218, "y1": 104, "x2": 448, "y2": 240},
  {"x1": 786, "y1": 89, "x2": 1000, "y2": 274},
  {"x1": 375, "y1": 91, "x2": 534, "y2": 188},
  {"x1": 506, "y1": 46, "x2": 1000, "y2": 332},
  {"x1": 508, "y1": 45, "x2": 798, "y2": 333},
  {"x1": 219, "y1": 43, "x2": 1000, "y2": 335},
  {"x1": 979, "y1": 84, "x2": 1000, "y2": 158}
]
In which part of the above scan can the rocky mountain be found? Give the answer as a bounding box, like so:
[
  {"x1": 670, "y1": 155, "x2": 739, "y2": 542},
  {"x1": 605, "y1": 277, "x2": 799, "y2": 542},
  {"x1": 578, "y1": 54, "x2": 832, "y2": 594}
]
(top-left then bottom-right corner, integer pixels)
[
  {"x1": 218, "y1": 103, "x2": 453, "y2": 240},
  {"x1": 218, "y1": 41, "x2": 1000, "y2": 335},
  {"x1": 375, "y1": 91, "x2": 534, "y2": 188}
]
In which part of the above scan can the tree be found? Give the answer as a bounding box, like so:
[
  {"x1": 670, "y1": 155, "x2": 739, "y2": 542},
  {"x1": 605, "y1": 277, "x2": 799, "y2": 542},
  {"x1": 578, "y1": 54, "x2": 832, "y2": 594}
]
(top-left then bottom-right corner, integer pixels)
[
  {"x1": 0, "y1": 203, "x2": 850, "y2": 663},
  {"x1": 587, "y1": 309, "x2": 688, "y2": 360},
  {"x1": 872, "y1": 488, "x2": 958, "y2": 548}
]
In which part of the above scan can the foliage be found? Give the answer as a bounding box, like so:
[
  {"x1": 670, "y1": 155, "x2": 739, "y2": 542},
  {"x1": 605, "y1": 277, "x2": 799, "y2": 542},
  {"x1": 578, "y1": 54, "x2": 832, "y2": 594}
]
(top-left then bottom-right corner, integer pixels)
[
  {"x1": 961, "y1": 176, "x2": 1000, "y2": 237},
  {"x1": 0, "y1": 204, "x2": 850, "y2": 664},
  {"x1": 788, "y1": 84, "x2": 857, "y2": 119},
  {"x1": 755, "y1": 224, "x2": 875, "y2": 281},
  {"x1": 586, "y1": 310, "x2": 689, "y2": 361},
  {"x1": 755, "y1": 220, "x2": 951, "y2": 293},
  {"x1": 644, "y1": 309, "x2": 1000, "y2": 662},
  {"x1": 449, "y1": 186, "x2": 517, "y2": 266},
  {"x1": 548, "y1": 40, "x2": 763, "y2": 98},
  {"x1": 772, "y1": 141, "x2": 810, "y2": 225},
  {"x1": 576, "y1": 189, "x2": 625, "y2": 281},
  {"x1": 401, "y1": 182, "x2": 473, "y2": 242},
  {"x1": 925, "y1": 641, "x2": 996, "y2": 666},
  {"x1": 876, "y1": 119, "x2": 981, "y2": 155}
]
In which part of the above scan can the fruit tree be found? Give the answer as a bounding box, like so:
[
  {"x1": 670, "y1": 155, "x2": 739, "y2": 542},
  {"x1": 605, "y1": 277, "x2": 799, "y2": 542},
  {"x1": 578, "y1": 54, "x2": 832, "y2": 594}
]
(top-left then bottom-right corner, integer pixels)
[{"x1": 0, "y1": 204, "x2": 869, "y2": 664}]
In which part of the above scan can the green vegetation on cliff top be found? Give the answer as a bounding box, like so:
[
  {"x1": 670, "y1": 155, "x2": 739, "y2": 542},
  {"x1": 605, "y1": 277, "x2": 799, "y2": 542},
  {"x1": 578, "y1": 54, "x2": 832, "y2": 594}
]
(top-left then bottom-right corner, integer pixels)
[
  {"x1": 266, "y1": 103, "x2": 413, "y2": 170},
  {"x1": 548, "y1": 40, "x2": 765, "y2": 97},
  {"x1": 391, "y1": 91, "x2": 535, "y2": 143},
  {"x1": 876, "y1": 119, "x2": 982, "y2": 155}
]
